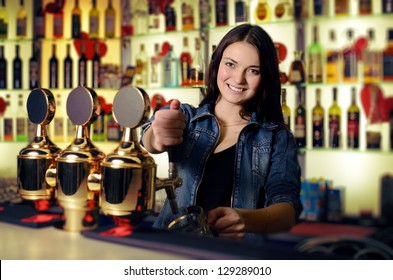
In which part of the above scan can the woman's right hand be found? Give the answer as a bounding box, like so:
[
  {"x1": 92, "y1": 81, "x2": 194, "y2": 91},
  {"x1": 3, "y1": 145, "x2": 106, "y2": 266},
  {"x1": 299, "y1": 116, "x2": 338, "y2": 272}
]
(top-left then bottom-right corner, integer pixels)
[{"x1": 149, "y1": 99, "x2": 186, "y2": 152}]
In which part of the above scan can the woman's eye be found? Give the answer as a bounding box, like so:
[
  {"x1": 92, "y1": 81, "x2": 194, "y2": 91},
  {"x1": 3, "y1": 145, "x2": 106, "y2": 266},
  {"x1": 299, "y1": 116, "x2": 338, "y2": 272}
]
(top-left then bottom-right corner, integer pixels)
[
  {"x1": 249, "y1": 68, "x2": 260, "y2": 75},
  {"x1": 225, "y1": 62, "x2": 235, "y2": 68}
]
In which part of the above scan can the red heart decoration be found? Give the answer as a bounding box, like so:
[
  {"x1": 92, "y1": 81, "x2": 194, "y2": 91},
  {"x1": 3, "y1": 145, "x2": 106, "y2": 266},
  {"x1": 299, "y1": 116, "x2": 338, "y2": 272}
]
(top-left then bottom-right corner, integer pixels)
[
  {"x1": 274, "y1": 42, "x2": 288, "y2": 62},
  {"x1": 73, "y1": 32, "x2": 108, "y2": 60},
  {"x1": 360, "y1": 84, "x2": 389, "y2": 123}
]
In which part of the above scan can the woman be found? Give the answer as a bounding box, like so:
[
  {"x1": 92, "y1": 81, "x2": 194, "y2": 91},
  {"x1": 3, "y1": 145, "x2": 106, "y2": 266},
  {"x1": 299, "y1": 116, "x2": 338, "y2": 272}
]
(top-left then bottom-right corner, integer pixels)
[{"x1": 141, "y1": 24, "x2": 302, "y2": 243}]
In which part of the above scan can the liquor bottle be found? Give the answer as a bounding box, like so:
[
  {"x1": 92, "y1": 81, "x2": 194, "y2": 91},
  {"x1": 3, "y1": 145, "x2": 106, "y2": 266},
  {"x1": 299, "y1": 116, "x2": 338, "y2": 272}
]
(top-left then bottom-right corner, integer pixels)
[
  {"x1": 254, "y1": 0, "x2": 272, "y2": 23},
  {"x1": 53, "y1": 0, "x2": 64, "y2": 39},
  {"x1": 134, "y1": 43, "x2": 148, "y2": 87},
  {"x1": 92, "y1": 98, "x2": 105, "y2": 142},
  {"x1": 190, "y1": 37, "x2": 204, "y2": 87},
  {"x1": 0, "y1": 45, "x2": 7, "y2": 89},
  {"x1": 312, "y1": 88, "x2": 324, "y2": 148},
  {"x1": 181, "y1": 0, "x2": 194, "y2": 30},
  {"x1": 313, "y1": 0, "x2": 329, "y2": 16},
  {"x1": 89, "y1": 0, "x2": 100, "y2": 39},
  {"x1": 307, "y1": 25, "x2": 323, "y2": 83},
  {"x1": 92, "y1": 41, "x2": 101, "y2": 88},
  {"x1": 16, "y1": 0, "x2": 27, "y2": 39},
  {"x1": 294, "y1": 86, "x2": 306, "y2": 148},
  {"x1": 358, "y1": 0, "x2": 372, "y2": 15},
  {"x1": 49, "y1": 44, "x2": 58, "y2": 89},
  {"x1": 363, "y1": 28, "x2": 381, "y2": 83},
  {"x1": 150, "y1": 43, "x2": 162, "y2": 88},
  {"x1": 235, "y1": 0, "x2": 248, "y2": 23},
  {"x1": 163, "y1": 45, "x2": 180, "y2": 87},
  {"x1": 216, "y1": 0, "x2": 228, "y2": 26},
  {"x1": 0, "y1": 0, "x2": 8, "y2": 39},
  {"x1": 180, "y1": 37, "x2": 192, "y2": 86},
  {"x1": 366, "y1": 85, "x2": 382, "y2": 149},
  {"x1": 3, "y1": 94, "x2": 13, "y2": 141},
  {"x1": 347, "y1": 87, "x2": 360, "y2": 149},
  {"x1": 335, "y1": 0, "x2": 350, "y2": 16},
  {"x1": 64, "y1": 44, "x2": 73, "y2": 89},
  {"x1": 281, "y1": 88, "x2": 291, "y2": 129},
  {"x1": 382, "y1": 29, "x2": 393, "y2": 82},
  {"x1": 29, "y1": 43, "x2": 39, "y2": 89},
  {"x1": 328, "y1": 87, "x2": 341, "y2": 148},
  {"x1": 274, "y1": 0, "x2": 293, "y2": 21},
  {"x1": 34, "y1": 0, "x2": 45, "y2": 39},
  {"x1": 342, "y1": 29, "x2": 358, "y2": 83},
  {"x1": 105, "y1": 0, "x2": 116, "y2": 38},
  {"x1": 148, "y1": 0, "x2": 164, "y2": 33},
  {"x1": 72, "y1": 0, "x2": 82, "y2": 39},
  {"x1": 382, "y1": 0, "x2": 393, "y2": 13},
  {"x1": 133, "y1": 0, "x2": 148, "y2": 35},
  {"x1": 325, "y1": 29, "x2": 340, "y2": 83},
  {"x1": 16, "y1": 94, "x2": 27, "y2": 142},
  {"x1": 13, "y1": 44, "x2": 22, "y2": 89},
  {"x1": 164, "y1": 1, "x2": 176, "y2": 32},
  {"x1": 106, "y1": 104, "x2": 122, "y2": 141},
  {"x1": 199, "y1": 0, "x2": 211, "y2": 30},
  {"x1": 288, "y1": 50, "x2": 306, "y2": 84},
  {"x1": 51, "y1": 94, "x2": 65, "y2": 142},
  {"x1": 78, "y1": 43, "x2": 87, "y2": 86}
]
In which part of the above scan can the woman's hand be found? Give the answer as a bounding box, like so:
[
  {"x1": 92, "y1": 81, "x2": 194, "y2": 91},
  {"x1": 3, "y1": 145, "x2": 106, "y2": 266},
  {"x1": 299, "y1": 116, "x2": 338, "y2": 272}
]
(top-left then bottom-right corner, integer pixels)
[{"x1": 207, "y1": 207, "x2": 246, "y2": 240}]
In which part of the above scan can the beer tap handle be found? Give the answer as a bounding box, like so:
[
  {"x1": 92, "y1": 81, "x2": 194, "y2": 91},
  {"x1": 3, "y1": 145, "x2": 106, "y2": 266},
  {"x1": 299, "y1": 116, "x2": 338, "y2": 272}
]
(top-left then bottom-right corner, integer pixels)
[{"x1": 166, "y1": 146, "x2": 180, "y2": 215}]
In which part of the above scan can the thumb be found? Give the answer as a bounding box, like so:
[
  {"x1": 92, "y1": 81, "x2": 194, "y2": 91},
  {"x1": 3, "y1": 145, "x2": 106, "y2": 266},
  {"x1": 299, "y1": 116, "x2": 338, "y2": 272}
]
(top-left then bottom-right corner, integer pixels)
[{"x1": 169, "y1": 99, "x2": 181, "y2": 110}]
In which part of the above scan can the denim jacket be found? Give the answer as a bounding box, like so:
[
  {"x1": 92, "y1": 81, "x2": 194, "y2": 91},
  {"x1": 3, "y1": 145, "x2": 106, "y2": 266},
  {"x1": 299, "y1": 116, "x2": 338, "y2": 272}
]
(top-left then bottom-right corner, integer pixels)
[{"x1": 141, "y1": 102, "x2": 302, "y2": 244}]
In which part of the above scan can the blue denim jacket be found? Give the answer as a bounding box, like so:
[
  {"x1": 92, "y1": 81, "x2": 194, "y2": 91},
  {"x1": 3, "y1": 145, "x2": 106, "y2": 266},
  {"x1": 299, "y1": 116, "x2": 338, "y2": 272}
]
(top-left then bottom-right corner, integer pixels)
[{"x1": 141, "y1": 102, "x2": 302, "y2": 244}]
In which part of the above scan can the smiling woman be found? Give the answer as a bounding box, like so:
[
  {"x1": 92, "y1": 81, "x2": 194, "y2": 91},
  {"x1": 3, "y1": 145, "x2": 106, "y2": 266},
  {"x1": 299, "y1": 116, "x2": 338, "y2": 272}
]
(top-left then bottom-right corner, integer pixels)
[{"x1": 141, "y1": 24, "x2": 302, "y2": 245}]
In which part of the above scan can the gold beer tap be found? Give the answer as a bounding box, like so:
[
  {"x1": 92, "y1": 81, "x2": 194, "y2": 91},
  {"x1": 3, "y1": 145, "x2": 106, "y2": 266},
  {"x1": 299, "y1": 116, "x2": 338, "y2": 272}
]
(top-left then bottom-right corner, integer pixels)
[
  {"x1": 45, "y1": 86, "x2": 105, "y2": 231},
  {"x1": 17, "y1": 89, "x2": 61, "y2": 204}
]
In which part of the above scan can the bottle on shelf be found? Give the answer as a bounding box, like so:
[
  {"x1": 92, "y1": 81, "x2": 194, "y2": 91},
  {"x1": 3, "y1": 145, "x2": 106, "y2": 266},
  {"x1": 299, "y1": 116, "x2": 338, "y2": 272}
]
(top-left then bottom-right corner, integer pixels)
[
  {"x1": 181, "y1": 0, "x2": 194, "y2": 30},
  {"x1": 363, "y1": 28, "x2": 381, "y2": 84},
  {"x1": 148, "y1": 0, "x2": 164, "y2": 33},
  {"x1": 215, "y1": 0, "x2": 228, "y2": 26},
  {"x1": 288, "y1": 50, "x2": 306, "y2": 84},
  {"x1": 134, "y1": 43, "x2": 148, "y2": 87},
  {"x1": 16, "y1": 0, "x2": 27, "y2": 39},
  {"x1": 16, "y1": 94, "x2": 27, "y2": 142},
  {"x1": 0, "y1": 45, "x2": 7, "y2": 89},
  {"x1": 180, "y1": 37, "x2": 192, "y2": 87},
  {"x1": 307, "y1": 25, "x2": 323, "y2": 84},
  {"x1": 92, "y1": 98, "x2": 105, "y2": 142},
  {"x1": 312, "y1": 88, "x2": 325, "y2": 148},
  {"x1": 190, "y1": 37, "x2": 204, "y2": 87},
  {"x1": 92, "y1": 41, "x2": 101, "y2": 88},
  {"x1": 13, "y1": 44, "x2": 22, "y2": 89},
  {"x1": 29, "y1": 43, "x2": 39, "y2": 89},
  {"x1": 51, "y1": 94, "x2": 65, "y2": 143},
  {"x1": 89, "y1": 0, "x2": 100, "y2": 39},
  {"x1": 53, "y1": 0, "x2": 64, "y2": 39},
  {"x1": 342, "y1": 28, "x2": 358, "y2": 83},
  {"x1": 281, "y1": 88, "x2": 290, "y2": 129},
  {"x1": 0, "y1": 0, "x2": 8, "y2": 39},
  {"x1": 150, "y1": 42, "x2": 162, "y2": 88},
  {"x1": 163, "y1": 44, "x2": 180, "y2": 87},
  {"x1": 199, "y1": 0, "x2": 211, "y2": 30},
  {"x1": 49, "y1": 44, "x2": 58, "y2": 89},
  {"x1": 235, "y1": 0, "x2": 248, "y2": 24},
  {"x1": 133, "y1": 0, "x2": 148, "y2": 35},
  {"x1": 325, "y1": 29, "x2": 340, "y2": 84},
  {"x1": 274, "y1": 0, "x2": 293, "y2": 21},
  {"x1": 64, "y1": 43, "x2": 73, "y2": 89},
  {"x1": 347, "y1": 87, "x2": 360, "y2": 149},
  {"x1": 275, "y1": 43, "x2": 288, "y2": 84},
  {"x1": 358, "y1": 0, "x2": 372, "y2": 15},
  {"x1": 294, "y1": 86, "x2": 306, "y2": 148},
  {"x1": 328, "y1": 87, "x2": 341, "y2": 148},
  {"x1": 313, "y1": 0, "x2": 329, "y2": 16},
  {"x1": 164, "y1": 1, "x2": 176, "y2": 32},
  {"x1": 335, "y1": 0, "x2": 350, "y2": 16},
  {"x1": 382, "y1": 0, "x2": 393, "y2": 13},
  {"x1": 72, "y1": 0, "x2": 82, "y2": 39},
  {"x1": 366, "y1": 85, "x2": 382, "y2": 150},
  {"x1": 254, "y1": 0, "x2": 272, "y2": 23},
  {"x1": 106, "y1": 104, "x2": 122, "y2": 142},
  {"x1": 390, "y1": 107, "x2": 393, "y2": 151},
  {"x1": 78, "y1": 43, "x2": 87, "y2": 87},
  {"x1": 382, "y1": 28, "x2": 393, "y2": 82},
  {"x1": 105, "y1": 0, "x2": 116, "y2": 38},
  {"x1": 34, "y1": 0, "x2": 45, "y2": 39},
  {"x1": 2, "y1": 94, "x2": 13, "y2": 141}
]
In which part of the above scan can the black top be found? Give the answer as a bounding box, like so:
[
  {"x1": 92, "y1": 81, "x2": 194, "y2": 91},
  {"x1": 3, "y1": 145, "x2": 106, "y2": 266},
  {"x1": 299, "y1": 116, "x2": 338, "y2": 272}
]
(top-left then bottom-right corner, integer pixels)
[{"x1": 196, "y1": 145, "x2": 236, "y2": 213}]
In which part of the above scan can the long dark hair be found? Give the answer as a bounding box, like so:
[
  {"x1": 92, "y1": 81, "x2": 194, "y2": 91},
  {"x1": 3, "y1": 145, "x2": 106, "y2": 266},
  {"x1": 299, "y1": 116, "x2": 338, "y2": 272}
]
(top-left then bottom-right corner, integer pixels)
[{"x1": 200, "y1": 24, "x2": 283, "y2": 123}]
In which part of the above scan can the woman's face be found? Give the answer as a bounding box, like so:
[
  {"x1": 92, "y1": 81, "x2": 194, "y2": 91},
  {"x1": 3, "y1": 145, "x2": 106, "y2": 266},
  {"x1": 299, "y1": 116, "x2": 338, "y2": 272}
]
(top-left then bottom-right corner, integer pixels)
[{"x1": 217, "y1": 41, "x2": 261, "y2": 107}]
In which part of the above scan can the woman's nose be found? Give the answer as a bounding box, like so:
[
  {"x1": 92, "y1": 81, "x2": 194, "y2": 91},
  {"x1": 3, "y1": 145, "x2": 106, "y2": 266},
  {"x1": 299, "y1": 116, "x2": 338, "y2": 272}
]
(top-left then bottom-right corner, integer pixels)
[{"x1": 233, "y1": 69, "x2": 246, "y2": 84}]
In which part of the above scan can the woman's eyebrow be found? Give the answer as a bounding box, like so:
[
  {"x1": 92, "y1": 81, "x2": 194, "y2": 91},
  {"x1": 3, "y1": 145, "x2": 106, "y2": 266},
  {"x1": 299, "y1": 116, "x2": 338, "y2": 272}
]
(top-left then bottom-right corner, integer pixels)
[{"x1": 222, "y1": 57, "x2": 259, "y2": 68}]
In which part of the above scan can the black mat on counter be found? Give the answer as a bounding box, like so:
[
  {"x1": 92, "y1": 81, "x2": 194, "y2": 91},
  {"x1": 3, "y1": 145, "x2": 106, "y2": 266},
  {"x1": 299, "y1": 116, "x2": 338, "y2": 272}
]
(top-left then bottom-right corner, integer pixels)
[
  {"x1": 81, "y1": 224, "x2": 314, "y2": 260},
  {"x1": 0, "y1": 201, "x2": 63, "y2": 228}
]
